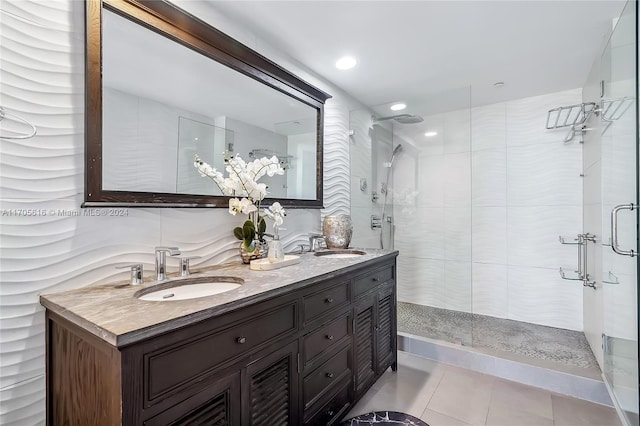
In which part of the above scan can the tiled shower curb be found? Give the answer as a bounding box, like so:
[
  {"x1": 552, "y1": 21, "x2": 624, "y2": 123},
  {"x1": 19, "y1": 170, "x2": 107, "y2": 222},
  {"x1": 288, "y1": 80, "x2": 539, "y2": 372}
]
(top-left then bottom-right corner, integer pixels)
[{"x1": 398, "y1": 332, "x2": 613, "y2": 407}]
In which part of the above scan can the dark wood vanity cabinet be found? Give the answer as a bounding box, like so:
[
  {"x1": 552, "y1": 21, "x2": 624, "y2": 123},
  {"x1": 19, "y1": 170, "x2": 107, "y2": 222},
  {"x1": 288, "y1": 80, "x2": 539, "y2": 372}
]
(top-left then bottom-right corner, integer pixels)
[{"x1": 46, "y1": 256, "x2": 397, "y2": 425}]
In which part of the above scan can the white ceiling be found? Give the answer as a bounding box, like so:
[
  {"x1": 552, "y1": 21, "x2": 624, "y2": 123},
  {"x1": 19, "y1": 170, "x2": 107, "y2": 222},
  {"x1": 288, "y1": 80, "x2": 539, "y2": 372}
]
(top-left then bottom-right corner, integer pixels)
[{"x1": 209, "y1": 0, "x2": 627, "y2": 114}]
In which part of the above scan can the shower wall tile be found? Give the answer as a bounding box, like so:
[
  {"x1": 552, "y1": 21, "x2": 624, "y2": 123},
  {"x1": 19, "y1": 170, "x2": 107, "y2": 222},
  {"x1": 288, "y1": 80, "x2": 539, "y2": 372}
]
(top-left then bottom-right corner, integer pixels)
[
  {"x1": 444, "y1": 260, "x2": 472, "y2": 312},
  {"x1": 351, "y1": 175, "x2": 372, "y2": 209},
  {"x1": 506, "y1": 88, "x2": 582, "y2": 147},
  {"x1": 471, "y1": 103, "x2": 506, "y2": 151},
  {"x1": 507, "y1": 266, "x2": 583, "y2": 330},
  {"x1": 472, "y1": 263, "x2": 508, "y2": 318},
  {"x1": 472, "y1": 206, "x2": 507, "y2": 265},
  {"x1": 506, "y1": 142, "x2": 583, "y2": 207},
  {"x1": 397, "y1": 256, "x2": 446, "y2": 308},
  {"x1": 507, "y1": 205, "x2": 582, "y2": 269},
  {"x1": 603, "y1": 271, "x2": 637, "y2": 341},
  {"x1": 417, "y1": 154, "x2": 445, "y2": 207},
  {"x1": 351, "y1": 206, "x2": 380, "y2": 249},
  {"x1": 444, "y1": 152, "x2": 471, "y2": 207},
  {"x1": 472, "y1": 149, "x2": 507, "y2": 206},
  {"x1": 582, "y1": 161, "x2": 601, "y2": 206},
  {"x1": 395, "y1": 207, "x2": 445, "y2": 260},
  {"x1": 443, "y1": 109, "x2": 471, "y2": 154},
  {"x1": 444, "y1": 207, "x2": 471, "y2": 261}
]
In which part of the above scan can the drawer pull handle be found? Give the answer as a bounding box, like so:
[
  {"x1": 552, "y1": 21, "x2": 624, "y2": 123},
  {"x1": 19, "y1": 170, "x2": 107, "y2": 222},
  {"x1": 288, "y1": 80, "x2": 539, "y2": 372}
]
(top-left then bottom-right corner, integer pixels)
[
  {"x1": 325, "y1": 297, "x2": 334, "y2": 303},
  {"x1": 236, "y1": 337, "x2": 246, "y2": 344},
  {"x1": 326, "y1": 334, "x2": 334, "y2": 340},
  {"x1": 372, "y1": 277, "x2": 379, "y2": 282},
  {"x1": 326, "y1": 372, "x2": 334, "y2": 378},
  {"x1": 327, "y1": 409, "x2": 335, "y2": 417}
]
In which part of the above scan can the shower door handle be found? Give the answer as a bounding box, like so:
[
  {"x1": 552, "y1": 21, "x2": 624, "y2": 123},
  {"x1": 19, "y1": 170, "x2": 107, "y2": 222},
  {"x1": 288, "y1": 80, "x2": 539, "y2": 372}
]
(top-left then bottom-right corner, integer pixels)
[{"x1": 610, "y1": 204, "x2": 637, "y2": 257}]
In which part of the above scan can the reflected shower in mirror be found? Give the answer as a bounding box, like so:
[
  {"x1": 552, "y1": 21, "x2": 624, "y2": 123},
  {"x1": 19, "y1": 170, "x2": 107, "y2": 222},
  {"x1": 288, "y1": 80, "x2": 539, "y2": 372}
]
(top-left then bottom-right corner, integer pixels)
[{"x1": 89, "y1": 1, "x2": 330, "y2": 207}]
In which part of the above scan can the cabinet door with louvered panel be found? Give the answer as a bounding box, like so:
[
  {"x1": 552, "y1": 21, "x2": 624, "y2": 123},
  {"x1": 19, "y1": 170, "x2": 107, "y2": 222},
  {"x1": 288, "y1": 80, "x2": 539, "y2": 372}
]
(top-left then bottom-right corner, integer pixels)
[
  {"x1": 353, "y1": 293, "x2": 376, "y2": 398},
  {"x1": 243, "y1": 341, "x2": 299, "y2": 426},
  {"x1": 376, "y1": 283, "x2": 395, "y2": 374},
  {"x1": 144, "y1": 371, "x2": 240, "y2": 426}
]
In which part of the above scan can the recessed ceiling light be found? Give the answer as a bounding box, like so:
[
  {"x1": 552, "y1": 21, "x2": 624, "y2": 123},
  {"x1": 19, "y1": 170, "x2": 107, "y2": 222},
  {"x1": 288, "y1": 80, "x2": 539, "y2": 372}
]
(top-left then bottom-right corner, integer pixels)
[
  {"x1": 424, "y1": 131, "x2": 438, "y2": 137},
  {"x1": 335, "y1": 56, "x2": 357, "y2": 70},
  {"x1": 390, "y1": 103, "x2": 406, "y2": 111}
]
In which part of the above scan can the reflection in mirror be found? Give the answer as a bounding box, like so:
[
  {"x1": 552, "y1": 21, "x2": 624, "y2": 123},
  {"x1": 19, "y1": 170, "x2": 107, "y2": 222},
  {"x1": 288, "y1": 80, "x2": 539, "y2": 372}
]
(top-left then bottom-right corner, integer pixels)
[{"x1": 92, "y1": 3, "x2": 329, "y2": 206}]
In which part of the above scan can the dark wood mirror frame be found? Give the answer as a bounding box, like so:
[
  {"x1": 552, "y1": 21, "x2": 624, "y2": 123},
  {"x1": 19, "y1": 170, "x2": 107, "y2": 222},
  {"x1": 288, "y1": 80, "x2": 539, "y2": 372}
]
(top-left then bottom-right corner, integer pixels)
[{"x1": 85, "y1": 0, "x2": 331, "y2": 208}]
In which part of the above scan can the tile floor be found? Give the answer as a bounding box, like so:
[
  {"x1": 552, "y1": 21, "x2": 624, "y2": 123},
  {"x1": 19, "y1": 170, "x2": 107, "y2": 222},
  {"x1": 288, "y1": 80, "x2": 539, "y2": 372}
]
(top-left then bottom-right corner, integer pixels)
[{"x1": 344, "y1": 351, "x2": 621, "y2": 426}]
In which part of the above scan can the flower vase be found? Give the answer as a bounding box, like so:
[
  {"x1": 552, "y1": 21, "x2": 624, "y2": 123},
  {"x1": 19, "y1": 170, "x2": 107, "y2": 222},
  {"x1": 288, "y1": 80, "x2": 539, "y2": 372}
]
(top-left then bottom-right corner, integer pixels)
[{"x1": 239, "y1": 239, "x2": 266, "y2": 264}]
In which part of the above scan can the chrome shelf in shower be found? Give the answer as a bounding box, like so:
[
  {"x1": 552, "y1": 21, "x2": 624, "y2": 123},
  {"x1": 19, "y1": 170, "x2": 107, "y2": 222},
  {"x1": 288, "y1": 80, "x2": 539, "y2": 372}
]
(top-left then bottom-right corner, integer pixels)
[{"x1": 546, "y1": 102, "x2": 596, "y2": 143}]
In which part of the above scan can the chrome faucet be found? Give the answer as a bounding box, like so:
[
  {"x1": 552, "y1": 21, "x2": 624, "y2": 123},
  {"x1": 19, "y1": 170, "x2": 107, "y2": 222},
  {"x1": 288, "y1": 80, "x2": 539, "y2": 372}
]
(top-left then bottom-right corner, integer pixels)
[
  {"x1": 309, "y1": 234, "x2": 326, "y2": 252},
  {"x1": 155, "y1": 246, "x2": 181, "y2": 281}
]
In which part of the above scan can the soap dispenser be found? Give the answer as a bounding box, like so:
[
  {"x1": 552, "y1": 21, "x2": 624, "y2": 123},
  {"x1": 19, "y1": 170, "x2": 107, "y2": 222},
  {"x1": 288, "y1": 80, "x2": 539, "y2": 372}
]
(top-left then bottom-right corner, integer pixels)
[{"x1": 268, "y1": 234, "x2": 285, "y2": 263}]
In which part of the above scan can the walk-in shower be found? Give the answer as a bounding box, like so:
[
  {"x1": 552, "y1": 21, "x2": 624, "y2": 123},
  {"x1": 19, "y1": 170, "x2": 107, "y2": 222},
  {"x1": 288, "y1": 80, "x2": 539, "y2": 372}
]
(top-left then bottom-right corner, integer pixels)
[{"x1": 349, "y1": 1, "x2": 638, "y2": 416}]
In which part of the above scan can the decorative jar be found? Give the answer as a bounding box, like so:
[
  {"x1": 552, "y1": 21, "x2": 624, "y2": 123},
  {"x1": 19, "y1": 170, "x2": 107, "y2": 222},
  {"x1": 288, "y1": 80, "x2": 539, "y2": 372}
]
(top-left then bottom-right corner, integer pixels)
[{"x1": 322, "y1": 215, "x2": 353, "y2": 249}]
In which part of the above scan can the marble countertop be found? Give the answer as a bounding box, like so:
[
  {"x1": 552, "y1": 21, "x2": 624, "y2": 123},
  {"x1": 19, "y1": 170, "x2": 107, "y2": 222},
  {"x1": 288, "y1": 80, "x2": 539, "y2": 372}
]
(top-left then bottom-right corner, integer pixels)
[{"x1": 40, "y1": 249, "x2": 397, "y2": 347}]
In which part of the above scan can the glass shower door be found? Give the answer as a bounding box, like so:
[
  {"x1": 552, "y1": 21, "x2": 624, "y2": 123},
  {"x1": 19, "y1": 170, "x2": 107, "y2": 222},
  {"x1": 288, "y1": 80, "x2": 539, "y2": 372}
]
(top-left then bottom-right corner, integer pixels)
[{"x1": 601, "y1": 1, "x2": 638, "y2": 424}]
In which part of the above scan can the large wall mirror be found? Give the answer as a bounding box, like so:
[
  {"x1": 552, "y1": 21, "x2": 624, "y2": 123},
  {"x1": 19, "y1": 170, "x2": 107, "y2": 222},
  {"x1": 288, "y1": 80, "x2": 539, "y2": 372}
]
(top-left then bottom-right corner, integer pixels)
[{"x1": 85, "y1": 0, "x2": 331, "y2": 207}]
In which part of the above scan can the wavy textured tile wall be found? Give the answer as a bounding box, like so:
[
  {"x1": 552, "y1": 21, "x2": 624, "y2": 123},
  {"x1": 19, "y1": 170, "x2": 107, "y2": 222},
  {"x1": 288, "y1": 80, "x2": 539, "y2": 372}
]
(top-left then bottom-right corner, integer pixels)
[
  {"x1": 0, "y1": 1, "x2": 346, "y2": 423},
  {"x1": 322, "y1": 98, "x2": 350, "y2": 218}
]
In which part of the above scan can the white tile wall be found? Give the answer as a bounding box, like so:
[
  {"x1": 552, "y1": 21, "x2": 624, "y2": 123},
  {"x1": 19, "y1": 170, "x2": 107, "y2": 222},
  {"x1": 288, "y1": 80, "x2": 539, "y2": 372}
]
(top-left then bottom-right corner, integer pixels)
[
  {"x1": 507, "y1": 265, "x2": 583, "y2": 330},
  {"x1": 397, "y1": 257, "x2": 446, "y2": 308},
  {"x1": 471, "y1": 103, "x2": 506, "y2": 151},
  {"x1": 472, "y1": 206, "x2": 507, "y2": 265},
  {"x1": 394, "y1": 88, "x2": 585, "y2": 330},
  {"x1": 472, "y1": 149, "x2": 507, "y2": 206},
  {"x1": 472, "y1": 263, "x2": 508, "y2": 318}
]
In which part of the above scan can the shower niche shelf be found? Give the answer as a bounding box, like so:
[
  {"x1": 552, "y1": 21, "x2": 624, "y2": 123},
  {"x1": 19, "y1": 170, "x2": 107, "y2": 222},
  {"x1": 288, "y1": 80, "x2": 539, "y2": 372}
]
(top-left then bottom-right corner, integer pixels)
[
  {"x1": 546, "y1": 102, "x2": 596, "y2": 142},
  {"x1": 558, "y1": 233, "x2": 596, "y2": 289},
  {"x1": 546, "y1": 97, "x2": 635, "y2": 143}
]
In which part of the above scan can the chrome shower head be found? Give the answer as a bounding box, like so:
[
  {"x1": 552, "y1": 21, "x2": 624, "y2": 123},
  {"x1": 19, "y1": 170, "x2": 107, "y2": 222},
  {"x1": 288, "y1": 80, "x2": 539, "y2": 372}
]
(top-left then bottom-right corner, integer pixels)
[{"x1": 386, "y1": 144, "x2": 403, "y2": 168}]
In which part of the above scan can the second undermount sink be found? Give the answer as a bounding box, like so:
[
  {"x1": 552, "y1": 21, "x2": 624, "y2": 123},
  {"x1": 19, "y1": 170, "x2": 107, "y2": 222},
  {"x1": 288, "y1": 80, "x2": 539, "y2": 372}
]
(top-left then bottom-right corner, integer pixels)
[
  {"x1": 314, "y1": 249, "x2": 366, "y2": 259},
  {"x1": 136, "y1": 276, "x2": 244, "y2": 301}
]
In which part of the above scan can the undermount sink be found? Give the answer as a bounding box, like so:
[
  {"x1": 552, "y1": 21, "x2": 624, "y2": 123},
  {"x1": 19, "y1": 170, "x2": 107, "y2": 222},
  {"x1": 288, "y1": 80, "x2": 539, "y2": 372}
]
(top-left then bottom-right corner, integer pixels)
[
  {"x1": 314, "y1": 249, "x2": 366, "y2": 259},
  {"x1": 136, "y1": 276, "x2": 244, "y2": 301}
]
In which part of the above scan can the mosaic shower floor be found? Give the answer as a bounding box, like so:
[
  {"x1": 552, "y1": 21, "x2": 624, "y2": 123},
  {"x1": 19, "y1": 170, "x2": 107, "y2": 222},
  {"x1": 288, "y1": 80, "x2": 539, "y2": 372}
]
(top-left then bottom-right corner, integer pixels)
[{"x1": 397, "y1": 302, "x2": 601, "y2": 375}]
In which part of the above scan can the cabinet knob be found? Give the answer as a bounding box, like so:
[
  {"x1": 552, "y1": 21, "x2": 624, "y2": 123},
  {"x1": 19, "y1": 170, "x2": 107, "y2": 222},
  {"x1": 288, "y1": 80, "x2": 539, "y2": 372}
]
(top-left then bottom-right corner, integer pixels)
[
  {"x1": 326, "y1": 334, "x2": 334, "y2": 340},
  {"x1": 325, "y1": 297, "x2": 333, "y2": 304},
  {"x1": 372, "y1": 276, "x2": 379, "y2": 282},
  {"x1": 326, "y1": 372, "x2": 334, "y2": 379},
  {"x1": 327, "y1": 410, "x2": 335, "y2": 417},
  {"x1": 236, "y1": 337, "x2": 246, "y2": 344}
]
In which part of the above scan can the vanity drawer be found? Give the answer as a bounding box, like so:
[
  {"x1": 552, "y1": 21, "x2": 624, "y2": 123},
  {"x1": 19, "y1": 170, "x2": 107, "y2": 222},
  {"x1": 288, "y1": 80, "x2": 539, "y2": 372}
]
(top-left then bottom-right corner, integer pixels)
[
  {"x1": 303, "y1": 314, "x2": 350, "y2": 365},
  {"x1": 353, "y1": 265, "x2": 394, "y2": 296},
  {"x1": 303, "y1": 345, "x2": 351, "y2": 409},
  {"x1": 304, "y1": 382, "x2": 351, "y2": 426},
  {"x1": 144, "y1": 302, "x2": 297, "y2": 405},
  {"x1": 303, "y1": 280, "x2": 349, "y2": 323}
]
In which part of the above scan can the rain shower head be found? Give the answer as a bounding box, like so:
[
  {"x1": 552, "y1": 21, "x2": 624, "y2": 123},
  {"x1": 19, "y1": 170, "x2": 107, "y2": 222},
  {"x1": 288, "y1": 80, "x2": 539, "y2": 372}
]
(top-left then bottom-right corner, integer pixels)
[{"x1": 373, "y1": 114, "x2": 424, "y2": 124}]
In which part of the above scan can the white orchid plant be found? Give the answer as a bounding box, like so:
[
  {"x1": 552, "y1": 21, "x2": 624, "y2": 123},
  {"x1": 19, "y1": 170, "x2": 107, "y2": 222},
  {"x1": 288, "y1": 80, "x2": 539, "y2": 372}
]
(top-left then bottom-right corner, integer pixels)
[
  {"x1": 194, "y1": 153, "x2": 285, "y2": 251},
  {"x1": 263, "y1": 202, "x2": 287, "y2": 238}
]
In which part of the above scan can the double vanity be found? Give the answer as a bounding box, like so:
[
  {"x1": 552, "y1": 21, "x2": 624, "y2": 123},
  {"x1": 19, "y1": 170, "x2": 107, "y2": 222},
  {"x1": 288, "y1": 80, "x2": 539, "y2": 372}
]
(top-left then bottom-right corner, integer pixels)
[{"x1": 41, "y1": 249, "x2": 398, "y2": 425}]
